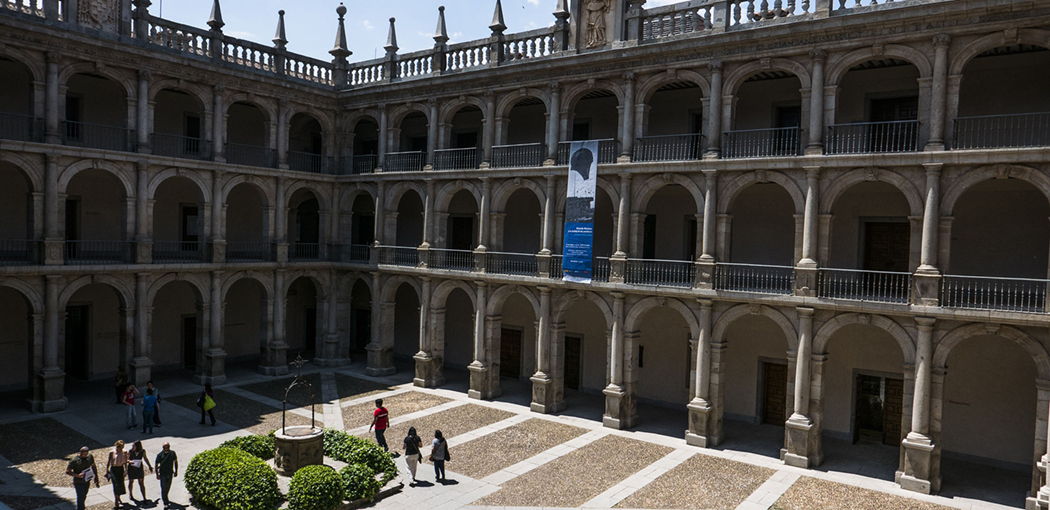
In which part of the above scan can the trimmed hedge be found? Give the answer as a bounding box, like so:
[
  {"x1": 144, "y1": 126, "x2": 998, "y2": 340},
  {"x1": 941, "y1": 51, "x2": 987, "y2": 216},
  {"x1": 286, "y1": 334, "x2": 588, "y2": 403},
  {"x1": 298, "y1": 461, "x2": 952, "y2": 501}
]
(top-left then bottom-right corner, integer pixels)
[
  {"x1": 322, "y1": 429, "x2": 398, "y2": 484},
  {"x1": 288, "y1": 465, "x2": 344, "y2": 510},
  {"x1": 339, "y1": 464, "x2": 381, "y2": 502},
  {"x1": 184, "y1": 447, "x2": 281, "y2": 510},
  {"x1": 219, "y1": 434, "x2": 276, "y2": 460}
]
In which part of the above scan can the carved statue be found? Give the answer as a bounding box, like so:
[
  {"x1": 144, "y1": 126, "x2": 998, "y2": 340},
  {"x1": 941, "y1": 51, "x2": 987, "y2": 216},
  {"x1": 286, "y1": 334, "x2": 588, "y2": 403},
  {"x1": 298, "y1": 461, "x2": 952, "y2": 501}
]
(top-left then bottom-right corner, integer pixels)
[
  {"x1": 585, "y1": 0, "x2": 610, "y2": 49},
  {"x1": 78, "y1": 0, "x2": 118, "y2": 31}
]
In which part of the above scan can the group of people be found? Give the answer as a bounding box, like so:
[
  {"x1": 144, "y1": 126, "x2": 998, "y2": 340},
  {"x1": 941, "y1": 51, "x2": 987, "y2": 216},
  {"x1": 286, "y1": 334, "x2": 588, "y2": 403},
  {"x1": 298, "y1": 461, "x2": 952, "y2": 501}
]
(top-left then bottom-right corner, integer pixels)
[
  {"x1": 114, "y1": 374, "x2": 219, "y2": 431},
  {"x1": 367, "y1": 399, "x2": 452, "y2": 486},
  {"x1": 66, "y1": 441, "x2": 179, "y2": 510}
]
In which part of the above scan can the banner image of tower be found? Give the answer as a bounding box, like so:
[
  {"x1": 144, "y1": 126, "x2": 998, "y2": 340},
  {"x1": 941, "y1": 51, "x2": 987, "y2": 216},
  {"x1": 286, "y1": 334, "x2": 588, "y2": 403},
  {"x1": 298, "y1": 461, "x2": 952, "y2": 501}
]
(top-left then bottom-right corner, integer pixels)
[{"x1": 563, "y1": 140, "x2": 598, "y2": 283}]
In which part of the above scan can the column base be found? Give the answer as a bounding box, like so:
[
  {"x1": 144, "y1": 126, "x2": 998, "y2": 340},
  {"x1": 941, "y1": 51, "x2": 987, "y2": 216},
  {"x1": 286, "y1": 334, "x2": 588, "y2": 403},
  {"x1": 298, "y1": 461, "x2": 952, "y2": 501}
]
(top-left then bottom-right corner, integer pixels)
[
  {"x1": 899, "y1": 433, "x2": 936, "y2": 494},
  {"x1": 275, "y1": 243, "x2": 289, "y2": 263},
  {"x1": 912, "y1": 272, "x2": 942, "y2": 306},
  {"x1": 33, "y1": 368, "x2": 67, "y2": 412},
  {"x1": 467, "y1": 361, "x2": 499, "y2": 400},
  {"x1": 43, "y1": 239, "x2": 63, "y2": 265},
  {"x1": 783, "y1": 414, "x2": 820, "y2": 468},
  {"x1": 413, "y1": 352, "x2": 444, "y2": 388},
  {"x1": 685, "y1": 398, "x2": 720, "y2": 447},
  {"x1": 198, "y1": 348, "x2": 227, "y2": 385},
  {"x1": 313, "y1": 357, "x2": 350, "y2": 368},
  {"x1": 529, "y1": 372, "x2": 563, "y2": 414},
  {"x1": 803, "y1": 145, "x2": 824, "y2": 156},
  {"x1": 365, "y1": 345, "x2": 394, "y2": 376},
  {"x1": 694, "y1": 260, "x2": 715, "y2": 289},
  {"x1": 258, "y1": 363, "x2": 290, "y2": 376},
  {"x1": 794, "y1": 266, "x2": 819, "y2": 297},
  {"x1": 259, "y1": 342, "x2": 289, "y2": 375},
  {"x1": 129, "y1": 356, "x2": 153, "y2": 386},
  {"x1": 602, "y1": 384, "x2": 635, "y2": 429}
]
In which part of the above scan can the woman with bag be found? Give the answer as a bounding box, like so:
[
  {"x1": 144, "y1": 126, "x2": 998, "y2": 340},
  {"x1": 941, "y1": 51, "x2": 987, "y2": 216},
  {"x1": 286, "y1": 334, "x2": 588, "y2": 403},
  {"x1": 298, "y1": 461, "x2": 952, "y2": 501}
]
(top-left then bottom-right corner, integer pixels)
[
  {"x1": 105, "y1": 440, "x2": 128, "y2": 509},
  {"x1": 402, "y1": 427, "x2": 423, "y2": 485},
  {"x1": 430, "y1": 430, "x2": 450, "y2": 483},
  {"x1": 197, "y1": 383, "x2": 216, "y2": 426},
  {"x1": 125, "y1": 441, "x2": 153, "y2": 501}
]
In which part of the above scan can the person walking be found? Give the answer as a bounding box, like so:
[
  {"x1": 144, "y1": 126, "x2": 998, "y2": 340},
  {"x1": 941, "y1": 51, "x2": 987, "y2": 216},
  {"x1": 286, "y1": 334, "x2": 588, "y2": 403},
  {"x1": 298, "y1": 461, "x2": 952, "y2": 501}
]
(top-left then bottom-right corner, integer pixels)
[
  {"x1": 121, "y1": 385, "x2": 138, "y2": 430},
  {"x1": 368, "y1": 399, "x2": 389, "y2": 452},
  {"x1": 105, "y1": 440, "x2": 129, "y2": 509},
  {"x1": 126, "y1": 441, "x2": 153, "y2": 501},
  {"x1": 430, "y1": 430, "x2": 450, "y2": 483},
  {"x1": 197, "y1": 383, "x2": 216, "y2": 426},
  {"x1": 402, "y1": 427, "x2": 423, "y2": 485},
  {"x1": 66, "y1": 446, "x2": 99, "y2": 510},
  {"x1": 141, "y1": 388, "x2": 158, "y2": 434},
  {"x1": 155, "y1": 443, "x2": 178, "y2": 509},
  {"x1": 146, "y1": 381, "x2": 162, "y2": 427}
]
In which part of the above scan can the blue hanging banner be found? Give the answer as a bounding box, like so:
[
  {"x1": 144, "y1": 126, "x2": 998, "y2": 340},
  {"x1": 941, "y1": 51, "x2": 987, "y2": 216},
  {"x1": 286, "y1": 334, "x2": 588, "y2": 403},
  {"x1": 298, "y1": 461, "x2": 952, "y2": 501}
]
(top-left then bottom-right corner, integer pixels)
[{"x1": 563, "y1": 140, "x2": 599, "y2": 283}]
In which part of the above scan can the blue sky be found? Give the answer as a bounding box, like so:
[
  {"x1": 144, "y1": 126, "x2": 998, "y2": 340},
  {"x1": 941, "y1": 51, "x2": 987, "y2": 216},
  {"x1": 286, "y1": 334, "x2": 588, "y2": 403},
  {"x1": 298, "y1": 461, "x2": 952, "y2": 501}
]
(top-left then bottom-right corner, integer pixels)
[{"x1": 156, "y1": 0, "x2": 563, "y2": 63}]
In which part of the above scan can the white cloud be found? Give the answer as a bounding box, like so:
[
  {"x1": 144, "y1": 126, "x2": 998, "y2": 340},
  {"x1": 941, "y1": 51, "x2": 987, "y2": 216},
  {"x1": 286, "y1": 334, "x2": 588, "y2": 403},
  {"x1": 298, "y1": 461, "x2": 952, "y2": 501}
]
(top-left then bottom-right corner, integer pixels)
[
  {"x1": 361, "y1": 19, "x2": 374, "y2": 31},
  {"x1": 227, "y1": 30, "x2": 256, "y2": 40},
  {"x1": 527, "y1": 0, "x2": 539, "y2": 5}
]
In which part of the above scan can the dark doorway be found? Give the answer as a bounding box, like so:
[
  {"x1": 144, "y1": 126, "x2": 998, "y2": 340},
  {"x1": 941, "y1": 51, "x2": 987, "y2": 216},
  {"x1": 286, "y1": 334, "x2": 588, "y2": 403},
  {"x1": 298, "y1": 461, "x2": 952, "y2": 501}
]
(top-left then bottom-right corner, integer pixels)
[
  {"x1": 642, "y1": 214, "x2": 656, "y2": 259},
  {"x1": 180, "y1": 205, "x2": 199, "y2": 244},
  {"x1": 870, "y1": 96, "x2": 918, "y2": 122},
  {"x1": 64, "y1": 305, "x2": 90, "y2": 380},
  {"x1": 302, "y1": 307, "x2": 317, "y2": 359},
  {"x1": 182, "y1": 316, "x2": 197, "y2": 370},
  {"x1": 296, "y1": 199, "x2": 320, "y2": 244},
  {"x1": 683, "y1": 216, "x2": 697, "y2": 260},
  {"x1": 500, "y1": 328, "x2": 522, "y2": 379},
  {"x1": 351, "y1": 308, "x2": 370, "y2": 353},
  {"x1": 455, "y1": 132, "x2": 478, "y2": 149},
  {"x1": 65, "y1": 199, "x2": 80, "y2": 241},
  {"x1": 761, "y1": 362, "x2": 788, "y2": 425},
  {"x1": 352, "y1": 215, "x2": 374, "y2": 245},
  {"x1": 862, "y1": 221, "x2": 909, "y2": 272},
  {"x1": 448, "y1": 216, "x2": 474, "y2": 251},
  {"x1": 854, "y1": 374, "x2": 904, "y2": 446},
  {"x1": 775, "y1": 105, "x2": 802, "y2": 128},
  {"x1": 564, "y1": 335, "x2": 582, "y2": 391},
  {"x1": 572, "y1": 121, "x2": 590, "y2": 141}
]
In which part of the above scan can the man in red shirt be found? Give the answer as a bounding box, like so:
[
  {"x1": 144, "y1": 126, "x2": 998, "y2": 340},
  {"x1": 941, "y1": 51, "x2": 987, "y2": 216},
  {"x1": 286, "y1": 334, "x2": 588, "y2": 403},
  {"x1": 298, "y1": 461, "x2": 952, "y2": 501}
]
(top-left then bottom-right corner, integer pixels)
[{"x1": 369, "y1": 399, "x2": 390, "y2": 451}]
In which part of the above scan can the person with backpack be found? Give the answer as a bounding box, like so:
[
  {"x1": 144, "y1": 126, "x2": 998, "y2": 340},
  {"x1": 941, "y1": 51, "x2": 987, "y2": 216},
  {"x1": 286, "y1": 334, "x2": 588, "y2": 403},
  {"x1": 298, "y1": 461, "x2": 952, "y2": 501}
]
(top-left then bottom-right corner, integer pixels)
[
  {"x1": 197, "y1": 383, "x2": 216, "y2": 425},
  {"x1": 402, "y1": 427, "x2": 423, "y2": 485},
  {"x1": 430, "y1": 429, "x2": 450, "y2": 483}
]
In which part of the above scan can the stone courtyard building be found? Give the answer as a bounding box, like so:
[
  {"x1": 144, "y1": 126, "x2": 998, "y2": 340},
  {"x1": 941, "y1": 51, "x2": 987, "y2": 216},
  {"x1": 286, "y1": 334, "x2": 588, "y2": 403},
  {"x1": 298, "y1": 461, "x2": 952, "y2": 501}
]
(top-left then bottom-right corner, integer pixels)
[{"x1": 1, "y1": 0, "x2": 1049, "y2": 506}]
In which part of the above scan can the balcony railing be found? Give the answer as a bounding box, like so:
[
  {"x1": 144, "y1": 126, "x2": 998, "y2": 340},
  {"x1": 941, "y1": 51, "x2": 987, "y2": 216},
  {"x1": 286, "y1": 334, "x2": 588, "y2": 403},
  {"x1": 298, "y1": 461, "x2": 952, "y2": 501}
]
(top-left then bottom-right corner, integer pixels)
[
  {"x1": 433, "y1": 147, "x2": 480, "y2": 170},
  {"x1": 288, "y1": 151, "x2": 325, "y2": 173},
  {"x1": 826, "y1": 120, "x2": 919, "y2": 154},
  {"x1": 346, "y1": 244, "x2": 371, "y2": 262},
  {"x1": 713, "y1": 263, "x2": 794, "y2": 294},
  {"x1": 491, "y1": 143, "x2": 546, "y2": 168},
  {"x1": 817, "y1": 268, "x2": 911, "y2": 304},
  {"x1": 0, "y1": 239, "x2": 35, "y2": 265},
  {"x1": 633, "y1": 133, "x2": 704, "y2": 162},
  {"x1": 593, "y1": 257, "x2": 611, "y2": 282},
  {"x1": 488, "y1": 252, "x2": 537, "y2": 276},
  {"x1": 152, "y1": 241, "x2": 204, "y2": 263},
  {"x1": 225, "y1": 142, "x2": 276, "y2": 168},
  {"x1": 549, "y1": 254, "x2": 563, "y2": 279},
  {"x1": 151, "y1": 133, "x2": 208, "y2": 160},
  {"x1": 64, "y1": 240, "x2": 133, "y2": 264},
  {"x1": 226, "y1": 240, "x2": 272, "y2": 261},
  {"x1": 556, "y1": 139, "x2": 619, "y2": 165},
  {"x1": 429, "y1": 248, "x2": 474, "y2": 271},
  {"x1": 352, "y1": 154, "x2": 377, "y2": 174},
  {"x1": 384, "y1": 151, "x2": 425, "y2": 172},
  {"x1": 941, "y1": 274, "x2": 1048, "y2": 313},
  {"x1": 625, "y1": 258, "x2": 695, "y2": 288},
  {"x1": 290, "y1": 242, "x2": 320, "y2": 260},
  {"x1": 378, "y1": 245, "x2": 419, "y2": 266},
  {"x1": 722, "y1": 127, "x2": 801, "y2": 158},
  {"x1": 62, "y1": 121, "x2": 133, "y2": 152},
  {"x1": 953, "y1": 112, "x2": 1050, "y2": 150},
  {"x1": 0, "y1": 112, "x2": 42, "y2": 142}
]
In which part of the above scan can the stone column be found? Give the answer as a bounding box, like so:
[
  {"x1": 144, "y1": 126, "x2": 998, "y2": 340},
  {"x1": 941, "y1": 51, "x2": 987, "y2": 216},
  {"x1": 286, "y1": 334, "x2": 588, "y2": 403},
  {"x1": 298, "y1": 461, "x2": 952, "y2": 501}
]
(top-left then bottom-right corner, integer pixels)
[
  {"x1": 925, "y1": 35, "x2": 950, "y2": 151},
  {"x1": 262, "y1": 270, "x2": 288, "y2": 375},
  {"x1": 619, "y1": 72, "x2": 635, "y2": 160},
  {"x1": 276, "y1": 100, "x2": 289, "y2": 168},
  {"x1": 784, "y1": 307, "x2": 818, "y2": 468},
  {"x1": 135, "y1": 162, "x2": 151, "y2": 263},
  {"x1": 545, "y1": 82, "x2": 561, "y2": 164},
  {"x1": 421, "y1": 180, "x2": 434, "y2": 249},
  {"x1": 366, "y1": 272, "x2": 395, "y2": 375},
  {"x1": 203, "y1": 271, "x2": 227, "y2": 384},
  {"x1": 45, "y1": 52, "x2": 60, "y2": 144},
  {"x1": 1035, "y1": 390, "x2": 1050, "y2": 509},
  {"x1": 468, "y1": 282, "x2": 494, "y2": 399},
  {"x1": 136, "y1": 70, "x2": 150, "y2": 152},
  {"x1": 900, "y1": 317, "x2": 936, "y2": 494},
  {"x1": 275, "y1": 177, "x2": 288, "y2": 262},
  {"x1": 795, "y1": 167, "x2": 820, "y2": 295},
  {"x1": 129, "y1": 273, "x2": 152, "y2": 385},
  {"x1": 704, "y1": 62, "x2": 722, "y2": 157},
  {"x1": 317, "y1": 288, "x2": 342, "y2": 365},
  {"x1": 531, "y1": 286, "x2": 559, "y2": 413},
  {"x1": 696, "y1": 170, "x2": 717, "y2": 287},
  {"x1": 211, "y1": 171, "x2": 225, "y2": 262},
  {"x1": 603, "y1": 292, "x2": 632, "y2": 428},
  {"x1": 806, "y1": 50, "x2": 826, "y2": 154},
  {"x1": 477, "y1": 178, "x2": 491, "y2": 251},
  {"x1": 43, "y1": 154, "x2": 63, "y2": 264},
  {"x1": 38, "y1": 275, "x2": 66, "y2": 412},
  {"x1": 412, "y1": 277, "x2": 436, "y2": 382},
  {"x1": 426, "y1": 100, "x2": 439, "y2": 169},
  {"x1": 482, "y1": 93, "x2": 496, "y2": 166},
  {"x1": 416, "y1": 304, "x2": 446, "y2": 388},
  {"x1": 914, "y1": 164, "x2": 942, "y2": 303},
  {"x1": 374, "y1": 181, "x2": 386, "y2": 245},
  {"x1": 614, "y1": 175, "x2": 632, "y2": 257},
  {"x1": 212, "y1": 85, "x2": 225, "y2": 161},
  {"x1": 686, "y1": 299, "x2": 718, "y2": 446}
]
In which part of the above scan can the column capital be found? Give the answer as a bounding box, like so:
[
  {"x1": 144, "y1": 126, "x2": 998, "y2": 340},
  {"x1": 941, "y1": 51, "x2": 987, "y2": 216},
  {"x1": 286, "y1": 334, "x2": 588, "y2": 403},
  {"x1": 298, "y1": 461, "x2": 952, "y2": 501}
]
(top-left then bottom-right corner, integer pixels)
[
  {"x1": 922, "y1": 163, "x2": 943, "y2": 176},
  {"x1": 623, "y1": 71, "x2": 635, "y2": 82},
  {"x1": 696, "y1": 297, "x2": 713, "y2": 308},
  {"x1": 915, "y1": 316, "x2": 936, "y2": 328},
  {"x1": 809, "y1": 48, "x2": 827, "y2": 61},
  {"x1": 708, "y1": 60, "x2": 722, "y2": 72},
  {"x1": 932, "y1": 33, "x2": 951, "y2": 47},
  {"x1": 797, "y1": 306, "x2": 815, "y2": 317},
  {"x1": 538, "y1": 285, "x2": 551, "y2": 295},
  {"x1": 803, "y1": 166, "x2": 821, "y2": 179}
]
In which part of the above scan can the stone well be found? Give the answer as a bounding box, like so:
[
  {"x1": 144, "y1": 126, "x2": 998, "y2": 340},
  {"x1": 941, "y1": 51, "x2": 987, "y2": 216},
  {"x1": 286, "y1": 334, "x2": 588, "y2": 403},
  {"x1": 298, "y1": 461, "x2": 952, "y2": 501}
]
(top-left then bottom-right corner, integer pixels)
[{"x1": 274, "y1": 425, "x2": 324, "y2": 476}]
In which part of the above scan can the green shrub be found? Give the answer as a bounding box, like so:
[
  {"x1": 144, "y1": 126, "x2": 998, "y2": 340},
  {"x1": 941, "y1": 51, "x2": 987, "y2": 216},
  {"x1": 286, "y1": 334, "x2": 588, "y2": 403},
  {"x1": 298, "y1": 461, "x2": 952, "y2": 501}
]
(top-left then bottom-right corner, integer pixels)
[
  {"x1": 323, "y1": 429, "x2": 398, "y2": 484},
  {"x1": 339, "y1": 464, "x2": 381, "y2": 501},
  {"x1": 288, "y1": 465, "x2": 344, "y2": 510},
  {"x1": 219, "y1": 434, "x2": 275, "y2": 460},
  {"x1": 184, "y1": 447, "x2": 281, "y2": 510}
]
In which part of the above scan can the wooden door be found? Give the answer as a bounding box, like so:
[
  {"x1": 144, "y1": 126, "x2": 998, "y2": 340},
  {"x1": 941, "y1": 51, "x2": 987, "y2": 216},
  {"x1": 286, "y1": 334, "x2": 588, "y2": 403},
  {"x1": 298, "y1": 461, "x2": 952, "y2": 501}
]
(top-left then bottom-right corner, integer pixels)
[
  {"x1": 761, "y1": 362, "x2": 788, "y2": 425},
  {"x1": 500, "y1": 328, "x2": 522, "y2": 379},
  {"x1": 882, "y1": 377, "x2": 904, "y2": 446},
  {"x1": 565, "y1": 335, "x2": 582, "y2": 390}
]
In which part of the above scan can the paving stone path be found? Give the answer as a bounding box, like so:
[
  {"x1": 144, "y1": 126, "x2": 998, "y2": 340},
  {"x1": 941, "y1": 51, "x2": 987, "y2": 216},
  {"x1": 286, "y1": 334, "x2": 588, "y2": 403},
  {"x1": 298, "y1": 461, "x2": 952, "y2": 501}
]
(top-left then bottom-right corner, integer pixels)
[{"x1": 0, "y1": 366, "x2": 1019, "y2": 510}]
